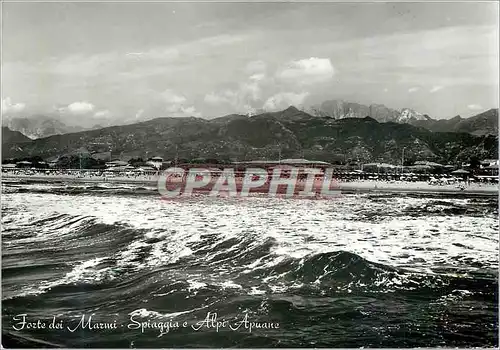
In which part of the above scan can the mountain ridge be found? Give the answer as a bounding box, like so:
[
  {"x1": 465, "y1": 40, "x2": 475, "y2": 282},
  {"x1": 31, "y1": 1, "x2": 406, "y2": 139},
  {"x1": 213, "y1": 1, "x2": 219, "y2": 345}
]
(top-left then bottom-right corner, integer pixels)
[
  {"x1": 307, "y1": 100, "x2": 497, "y2": 136},
  {"x1": 411, "y1": 108, "x2": 498, "y2": 136},
  {"x1": 2, "y1": 115, "x2": 106, "y2": 139},
  {"x1": 5, "y1": 99, "x2": 498, "y2": 139},
  {"x1": 2, "y1": 108, "x2": 497, "y2": 166}
]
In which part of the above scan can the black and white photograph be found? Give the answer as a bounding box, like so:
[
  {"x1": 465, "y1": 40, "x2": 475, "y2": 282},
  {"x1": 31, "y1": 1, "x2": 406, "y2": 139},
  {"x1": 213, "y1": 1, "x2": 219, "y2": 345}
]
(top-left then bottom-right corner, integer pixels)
[{"x1": 1, "y1": 1, "x2": 499, "y2": 348}]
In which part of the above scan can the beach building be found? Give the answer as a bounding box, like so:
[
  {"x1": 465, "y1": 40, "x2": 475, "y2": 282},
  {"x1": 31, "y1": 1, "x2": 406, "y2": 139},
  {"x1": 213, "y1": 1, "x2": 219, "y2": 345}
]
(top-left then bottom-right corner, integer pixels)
[
  {"x1": 414, "y1": 161, "x2": 443, "y2": 168},
  {"x1": 362, "y1": 163, "x2": 397, "y2": 173},
  {"x1": 481, "y1": 159, "x2": 499, "y2": 167},
  {"x1": 2, "y1": 163, "x2": 17, "y2": 169},
  {"x1": 480, "y1": 161, "x2": 499, "y2": 176},
  {"x1": 105, "y1": 160, "x2": 128, "y2": 168},
  {"x1": 15, "y1": 161, "x2": 32, "y2": 168},
  {"x1": 147, "y1": 156, "x2": 164, "y2": 170},
  {"x1": 408, "y1": 164, "x2": 432, "y2": 173},
  {"x1": 480, "y1": 159, "x2": 499, "y2": 175},
  {"x1": 451, "y1": 168, "x2": 470, "y2": 179},
  {"x1": 232, "y1": 159, "x2": 331, "y2": 169},
  {"x1": 45, "y1": 156, "x2": 60, "y2": 168},
  {"x1": 135, "y1": 165, "x2": 158, "y2": 175}
]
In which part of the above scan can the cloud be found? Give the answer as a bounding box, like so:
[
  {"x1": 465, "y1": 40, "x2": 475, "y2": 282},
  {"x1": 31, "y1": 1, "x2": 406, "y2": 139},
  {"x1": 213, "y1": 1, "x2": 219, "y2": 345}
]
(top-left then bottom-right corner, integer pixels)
[
  {"x1": 204, "y1": 91, "x2": 232, "y2": 105},
  {"x1": 162, "y1": 90, "x2": 188, "y2": 106},
  {"x1": 204, "y1": 71, "x2": 267, "y2": 110},
  {"x1": 197, "y1": 34, "x2": 245, "y2": 47},
  {"x1": 408, "y1": 87, "x2": 420, "y2": 93},
  {"x1": 204, "y1": 87, "x2": 254, "y2": 110},
  {"x1": 161, "y1": 90, "x2": 200, "y2": 117},
  {"x1": 263, "y1": 91, "x2": 310, "y2": 111},
  {"x1": 242, "y1": 104, "x2": 258, "y2": 116},
  {"x1": 50, "y1": 101, "x2": 99, "y2": 127},
  {"x1": 429, "y1": 85, "x2": 444, "y2": 93},
  {"x1": 48, "y1": 33, "x2": 243, "y2": 80},
  {"x1": 94, "y1": 109, "x2": 112, "y2": 119},
  {"x1": 276, "y1": 57, "x2": 334, "y2": 85},
  {"x1": 205, "y1": 58, "x2": 329, "y2": 114},
  {"x1": 249, "y1": 73, "x2": 266, "y2": 82},
  {"x1": 4, "y1": 16, "x2": 498, "y2": 123},
  {"x1": 467, "y1": 104, "x2": 484, "y2": 111},
  {"x1": 2, "y1": 97, "x2": 26, "y2": 114},
  {"x1": 179, "y1": 106, "x2": 199, "y2": 116},
  {"x1": 67, "y1": 101, "x2": 95, "y2": 114},
  {"x1": 240, "y1": 80, "x2": 263, "y2": 101},
  {"x1": 124, "y1": 48, "x2": 180, "y2": 63},
  {"x1": 245, "y1": 60, "x2": 267, "y2": 74},
  {"x1": 135, "y1": 109, "x2": 145, "y2": 120}
]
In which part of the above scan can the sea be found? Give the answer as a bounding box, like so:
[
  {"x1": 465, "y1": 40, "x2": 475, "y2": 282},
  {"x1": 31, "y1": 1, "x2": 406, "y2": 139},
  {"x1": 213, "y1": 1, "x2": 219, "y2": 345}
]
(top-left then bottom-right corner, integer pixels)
[{"x1": 1, "y1": 180, "x2": 498, "y2": 348}]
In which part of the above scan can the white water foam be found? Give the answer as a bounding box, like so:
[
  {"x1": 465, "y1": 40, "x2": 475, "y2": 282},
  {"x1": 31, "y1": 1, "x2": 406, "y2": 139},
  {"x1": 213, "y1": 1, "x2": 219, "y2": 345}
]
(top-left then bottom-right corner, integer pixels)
[{"x1": 2, "y1": 186, "x2": 498, "y2": 297}]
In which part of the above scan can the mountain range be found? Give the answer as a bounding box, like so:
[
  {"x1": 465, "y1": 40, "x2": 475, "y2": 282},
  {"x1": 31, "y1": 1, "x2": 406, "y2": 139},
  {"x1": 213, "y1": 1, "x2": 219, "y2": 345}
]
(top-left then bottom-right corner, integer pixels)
[
  {"x1": 308, "y1": 100, "x2": 498, "y2": 136},
  {"x1": 4, "y1": 99, "x2": 498, "y2": 140},
  {"x1": 410, "y1": 108, "x2": 499, "y2": 136},
  {"x1": 2, "y1": 115, "x2": 103, "y2": 140},
  {"x1": 2, "y1": 106, "x2": 497, "y2": 166}
]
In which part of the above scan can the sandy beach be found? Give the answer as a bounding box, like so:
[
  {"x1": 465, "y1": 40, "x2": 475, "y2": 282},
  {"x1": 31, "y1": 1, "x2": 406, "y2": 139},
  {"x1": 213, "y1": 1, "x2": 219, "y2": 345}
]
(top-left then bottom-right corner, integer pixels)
[
  {"x1": 337, "y1": 180, "x2": 498, "y2": 195},
  {"x1": 2, "y1": 173, "x2": 498, "y2": 195}
]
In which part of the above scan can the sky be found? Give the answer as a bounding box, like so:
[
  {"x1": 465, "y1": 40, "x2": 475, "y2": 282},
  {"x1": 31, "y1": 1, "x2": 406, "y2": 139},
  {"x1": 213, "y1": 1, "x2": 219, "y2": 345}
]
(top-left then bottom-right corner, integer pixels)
[{"x1": 2, "y1": 1, "x2": 499, "y2": 127}]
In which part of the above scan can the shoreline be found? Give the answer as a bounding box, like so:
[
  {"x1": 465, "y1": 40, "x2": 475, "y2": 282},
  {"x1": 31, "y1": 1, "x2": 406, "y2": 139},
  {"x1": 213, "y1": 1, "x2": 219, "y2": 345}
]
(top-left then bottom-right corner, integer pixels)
[{"x1": 2, "y1": 174, "x2": 498, "y2": 196}]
